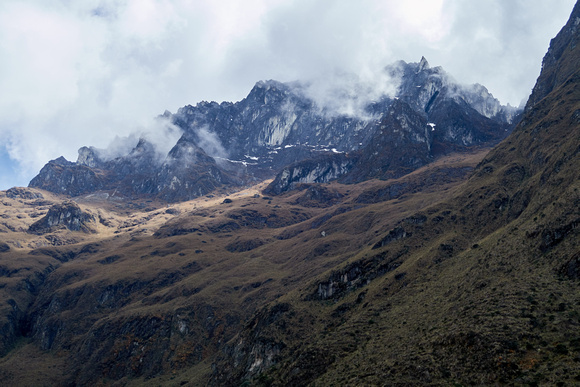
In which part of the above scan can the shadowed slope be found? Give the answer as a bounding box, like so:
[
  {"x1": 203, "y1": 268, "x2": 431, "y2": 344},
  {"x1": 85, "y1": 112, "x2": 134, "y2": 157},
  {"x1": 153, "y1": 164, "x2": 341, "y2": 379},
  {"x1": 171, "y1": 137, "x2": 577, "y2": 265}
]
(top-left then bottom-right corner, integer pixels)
[{"x1": 211, "y1": 2, "x2": 580, "y2": 385}]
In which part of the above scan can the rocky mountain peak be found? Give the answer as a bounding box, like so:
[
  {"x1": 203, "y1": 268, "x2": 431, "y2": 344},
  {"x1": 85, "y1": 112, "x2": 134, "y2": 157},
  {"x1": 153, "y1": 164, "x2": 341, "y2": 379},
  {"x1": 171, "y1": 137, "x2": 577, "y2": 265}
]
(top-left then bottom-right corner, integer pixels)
[
  {"x1": 77, "y1": 146, "x2": 101, "y2": 168},
  {"x1": 246, "y1": 79, "x2": 293, "y2": 107},
  {"x1": 29, "y1": 56, "x2": 520, "y2": 201},
  {"x1": 52, "y1": 156, "x2": 71, "y2": 166},
  {"x1": 417, "y1": 56, "x2": 430, "y2": 72},
  {"x1": 129, "y1": 138, "x2": 156, "y2": 158}
]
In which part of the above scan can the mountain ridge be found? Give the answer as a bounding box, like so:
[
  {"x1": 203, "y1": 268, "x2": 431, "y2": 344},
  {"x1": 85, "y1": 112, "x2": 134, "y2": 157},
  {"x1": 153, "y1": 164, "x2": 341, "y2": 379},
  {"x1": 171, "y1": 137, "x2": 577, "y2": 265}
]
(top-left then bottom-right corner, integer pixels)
[{"x1": 29, "y1": 57, "x2": 518, "y2": 202}]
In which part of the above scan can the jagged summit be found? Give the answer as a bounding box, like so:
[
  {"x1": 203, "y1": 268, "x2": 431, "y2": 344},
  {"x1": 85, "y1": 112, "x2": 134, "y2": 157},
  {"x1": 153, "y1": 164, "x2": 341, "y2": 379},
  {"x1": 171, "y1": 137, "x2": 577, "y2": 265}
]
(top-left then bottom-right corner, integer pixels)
[
  {"x1": 417, "y1": 55, "x2": 430, "y2": 71},
  {"x1": 29, "y1": 58, "x2": 520, "y2": 201},
  {"x1": 77, "y1": 146, "x2": 101, "y2": 168},
  {"x1": 253, "y1": 79, "x2": 287, "y2": 89}
]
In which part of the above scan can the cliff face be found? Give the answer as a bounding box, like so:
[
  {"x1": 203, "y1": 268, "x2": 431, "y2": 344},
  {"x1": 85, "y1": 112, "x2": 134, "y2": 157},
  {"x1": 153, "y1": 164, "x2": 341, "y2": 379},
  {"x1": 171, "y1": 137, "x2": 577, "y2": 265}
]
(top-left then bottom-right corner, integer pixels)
[
  {"x1": 29, "y1": 156, "x2": 105, "y2": 197},
  {"x1": 525, "y1": 2, "x2": 580, "y2": 111},
  {"x1": 262, "y1": 58, "x2": 518, "y2": 193},
  {"x1": 341, "y1": 99, "x2": 433, "y2": 183},
  {"x1": 29, "y1": 58, "x2": 516, "y2": 201},
  {"x1": 263, "y1": 154, "x2": 356, "y2": 195}
]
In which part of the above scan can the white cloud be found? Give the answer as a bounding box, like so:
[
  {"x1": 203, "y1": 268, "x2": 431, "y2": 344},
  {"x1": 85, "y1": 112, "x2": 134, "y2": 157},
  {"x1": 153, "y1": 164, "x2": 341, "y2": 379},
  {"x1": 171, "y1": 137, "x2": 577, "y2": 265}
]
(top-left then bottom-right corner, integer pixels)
[{"x1": 0, "y1": 0, "x2": 576, "y2": 189}]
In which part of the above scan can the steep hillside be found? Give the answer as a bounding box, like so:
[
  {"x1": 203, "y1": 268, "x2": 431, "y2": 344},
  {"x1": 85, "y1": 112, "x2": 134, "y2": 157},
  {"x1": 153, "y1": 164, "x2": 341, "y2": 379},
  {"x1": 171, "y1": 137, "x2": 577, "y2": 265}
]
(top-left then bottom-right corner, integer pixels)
[
  {"x1": 0, "y1": 149, "x2": 486, "y2": 386},
  {"x1": 0, "y1": 2, "x2": 577, "y2": 386},
  {"x1": 210, "y1": 3, "x2": 580, "y2": 385}
]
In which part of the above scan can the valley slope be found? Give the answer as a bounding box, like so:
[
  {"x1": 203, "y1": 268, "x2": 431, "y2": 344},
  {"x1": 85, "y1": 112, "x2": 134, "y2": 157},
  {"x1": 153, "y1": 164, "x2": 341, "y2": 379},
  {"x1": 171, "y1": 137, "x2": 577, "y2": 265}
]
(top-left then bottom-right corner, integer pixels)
[
  {"x1": 0, "y1": 2, "x2": 579, "y2": 386},
  {"x1": 0, "y1": 150, "x2": 486, "y2": 385},
  {"x1": 211, "y1": 3, "x2": 580, "y2": 385}
]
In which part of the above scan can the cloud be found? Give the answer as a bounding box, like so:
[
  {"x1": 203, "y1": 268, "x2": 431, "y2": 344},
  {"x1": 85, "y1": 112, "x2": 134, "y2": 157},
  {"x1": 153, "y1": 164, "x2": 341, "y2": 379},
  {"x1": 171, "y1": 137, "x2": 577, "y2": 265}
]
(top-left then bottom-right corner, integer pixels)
[
  {"x1": 291, "y1": 70, "x2": 399, "y2": 119},
  {"x1": 195, "y1": 126, "x2": 228, "y2": 159},
  {"x1": 95, "y1": 116, "x2": 183, "y2": 162},
  {"x1": 0, "y1": 0, "x2": 576, "y2": 189}
]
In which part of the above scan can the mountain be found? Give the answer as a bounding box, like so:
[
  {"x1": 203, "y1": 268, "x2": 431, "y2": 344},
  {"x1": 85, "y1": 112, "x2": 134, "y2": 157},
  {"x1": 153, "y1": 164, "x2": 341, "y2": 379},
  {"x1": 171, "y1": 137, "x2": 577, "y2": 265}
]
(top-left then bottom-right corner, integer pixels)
[
  {"x1": 29, "y1": 57, "x2": 518, "y2": 201},
  {"x1": 0, "y1": 2, "x2": 578, "y2": 386},
  {"x1": 211, "y1": 3, "x2": 580, "y2": 384}
]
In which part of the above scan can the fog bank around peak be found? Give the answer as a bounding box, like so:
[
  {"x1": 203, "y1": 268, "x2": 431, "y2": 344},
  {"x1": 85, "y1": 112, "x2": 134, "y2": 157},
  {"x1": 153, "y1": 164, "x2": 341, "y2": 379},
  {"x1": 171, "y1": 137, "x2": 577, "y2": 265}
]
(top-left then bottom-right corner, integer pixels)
[{"x1": 292, "y1": 66, "x2": 400, "y2": 119}]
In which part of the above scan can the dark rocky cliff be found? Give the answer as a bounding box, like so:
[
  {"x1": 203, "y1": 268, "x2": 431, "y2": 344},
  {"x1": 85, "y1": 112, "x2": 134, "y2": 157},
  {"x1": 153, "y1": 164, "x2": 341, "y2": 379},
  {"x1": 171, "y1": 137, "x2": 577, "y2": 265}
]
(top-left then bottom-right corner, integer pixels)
[
  {"x1": 29, "y1": 58, "x2": 517, "y2": 201},
  {"x1": 266, "y1": 59, "x2": 517, "y2": 193},
  {"x1": 525, "y1": 2, "x2": 580, "y2": 111}
]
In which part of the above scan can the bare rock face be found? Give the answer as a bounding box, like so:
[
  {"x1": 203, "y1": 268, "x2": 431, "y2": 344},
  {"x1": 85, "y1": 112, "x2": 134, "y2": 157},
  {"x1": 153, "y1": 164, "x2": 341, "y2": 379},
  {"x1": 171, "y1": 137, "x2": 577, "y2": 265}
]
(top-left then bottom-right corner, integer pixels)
[
  {"x1": 76, "y1": 146, "x2": 102, "y2": 168},
  {"x1": 342, "y1": 99, "x2": 433, "y2": 183},
  {"x1": 29, "y1": 58, "x2": 518, "y2": 201},
  {"x1": 152, "y1": 135, "x2": 231, "y2": 202},
  {"x1": 525, "y1": 1, "x2": 580, "y2": 112},
  {"x1": 28, "y1": 157, "x2": 105, "y2": 196},
  {"x1": 28, "y1": 201, "x2": 95, "y2": 234},
  {"x1": 264, "y1": 154, "x2": 356, "y2": 195},
  {"x1": 264, "y1": 60, "x2": 518, "y2": 193}
]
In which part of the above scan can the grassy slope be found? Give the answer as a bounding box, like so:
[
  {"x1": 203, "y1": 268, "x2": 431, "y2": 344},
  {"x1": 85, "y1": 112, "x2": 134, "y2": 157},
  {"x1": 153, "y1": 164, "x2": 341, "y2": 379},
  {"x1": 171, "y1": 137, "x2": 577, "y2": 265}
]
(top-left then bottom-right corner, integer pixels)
[
  {"x1": 0, "y1": 6, "x2": 577, "y2": 385},
  {"x1": 218, "y1": 13, "x2": 580, "y2": 386},
  {"x1": 0, "y1": 150, "x2": 486, "y2": 385}
]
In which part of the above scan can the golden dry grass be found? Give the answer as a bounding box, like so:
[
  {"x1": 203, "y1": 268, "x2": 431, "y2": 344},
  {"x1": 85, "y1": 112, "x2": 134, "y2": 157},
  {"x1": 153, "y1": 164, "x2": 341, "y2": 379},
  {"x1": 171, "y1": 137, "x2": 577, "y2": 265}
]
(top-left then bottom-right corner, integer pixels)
[{"x1": 0, "y1": 151, "x2": 489, "y2": 385}]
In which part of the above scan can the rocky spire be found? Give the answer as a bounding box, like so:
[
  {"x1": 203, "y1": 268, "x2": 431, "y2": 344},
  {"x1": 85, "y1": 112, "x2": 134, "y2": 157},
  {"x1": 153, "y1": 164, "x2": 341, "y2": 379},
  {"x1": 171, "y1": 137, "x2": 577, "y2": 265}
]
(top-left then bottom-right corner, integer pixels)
[{"x1": 417, "y1": 56, "x2": 430, "y2": 72}]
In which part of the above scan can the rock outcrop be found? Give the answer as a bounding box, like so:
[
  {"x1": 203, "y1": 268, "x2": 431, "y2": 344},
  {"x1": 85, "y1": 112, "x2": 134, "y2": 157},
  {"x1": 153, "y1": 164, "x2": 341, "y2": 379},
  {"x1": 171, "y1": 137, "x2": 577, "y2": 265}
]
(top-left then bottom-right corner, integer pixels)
[
  {"x1": 264, "y1": 153, "x2": 356, "y2": 195},
  {"x1": 5, "y1": 187, "x2": 44, "y2": 200},
  {"x1": 28, "y1": 201, "x2": 95, "y2": 234}
]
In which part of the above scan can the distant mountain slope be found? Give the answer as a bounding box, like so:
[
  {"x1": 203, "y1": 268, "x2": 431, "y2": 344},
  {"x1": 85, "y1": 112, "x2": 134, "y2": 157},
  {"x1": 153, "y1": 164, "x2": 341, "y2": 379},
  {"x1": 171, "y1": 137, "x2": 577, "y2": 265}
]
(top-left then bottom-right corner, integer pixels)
[{"x1": 29, "y1": 58, "x2": 518, "y2": 201}]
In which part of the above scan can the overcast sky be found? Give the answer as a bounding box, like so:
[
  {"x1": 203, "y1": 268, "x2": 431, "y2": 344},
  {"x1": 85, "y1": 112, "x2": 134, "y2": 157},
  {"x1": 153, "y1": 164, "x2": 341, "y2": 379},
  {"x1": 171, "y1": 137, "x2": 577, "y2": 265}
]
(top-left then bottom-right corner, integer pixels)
[{"x1": 0, "y1": 0, "x2": 576, "y2": 189}]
